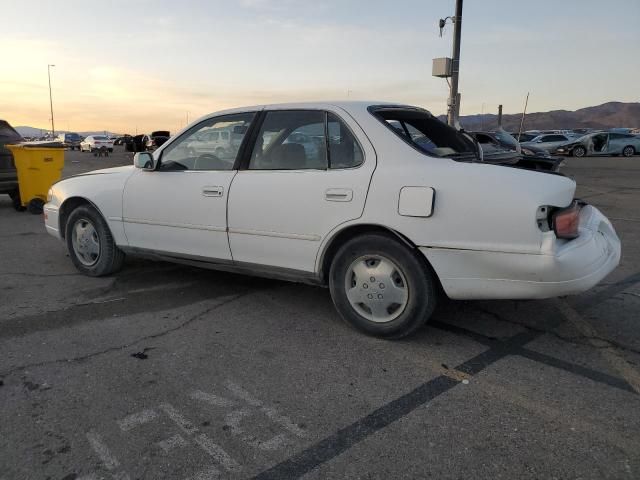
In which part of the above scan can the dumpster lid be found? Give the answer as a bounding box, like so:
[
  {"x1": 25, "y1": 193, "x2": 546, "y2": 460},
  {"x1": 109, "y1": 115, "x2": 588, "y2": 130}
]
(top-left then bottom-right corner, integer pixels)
[{"x1": 14, "y1": 141, "x2": 66, "y2": 148}]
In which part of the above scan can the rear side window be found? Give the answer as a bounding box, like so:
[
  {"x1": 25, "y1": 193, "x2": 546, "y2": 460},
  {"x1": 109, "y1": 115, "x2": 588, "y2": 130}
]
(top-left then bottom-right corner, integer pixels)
[
  {"x1": 248, "y1": 110, "x2": 365, "y2": 170},
  {"x1": 249, "y1": 110, "x2": 327, "y2": 170},
  {"x1": 371, "y1": 107, "x2": 476, "y2": 160},
  {"x1": 327, "y1": 113, "x2": 364, "y2": 169}
]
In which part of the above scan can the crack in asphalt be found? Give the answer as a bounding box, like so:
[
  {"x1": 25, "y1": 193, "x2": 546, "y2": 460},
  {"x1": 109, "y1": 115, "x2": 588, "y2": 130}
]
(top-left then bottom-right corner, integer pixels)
[
  {"x1": 0, "y1": 271, "x2": 81, "y2": 277},
  {"x1": 471, "y1": 305, "x2": 640, "y2": 357},
  {"x1": 0, "y1": 293, "x2": 248, "y2": 378}
]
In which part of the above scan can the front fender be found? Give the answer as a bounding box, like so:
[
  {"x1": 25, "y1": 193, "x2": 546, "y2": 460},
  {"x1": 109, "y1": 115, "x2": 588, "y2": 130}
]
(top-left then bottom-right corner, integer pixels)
[{"x1": 48, "y1": 166, "x2": 135, "y2": 246}]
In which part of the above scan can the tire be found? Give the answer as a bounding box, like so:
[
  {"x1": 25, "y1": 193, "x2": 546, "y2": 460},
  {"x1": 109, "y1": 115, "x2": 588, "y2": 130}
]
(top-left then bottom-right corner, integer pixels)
[
  {"x1": 572, "y1": 146, "x2": 587, "y2": 158},
  {"x1": 65, "y1": 205, "x2": 125, "y2": 276},
  {"x1": 329, "y1": 233, "x2": 436, "y2": 338},
  {"x1": 27, "y1": 198, "x2": 44, "y2": 214},
  {"x1": 622, "y1": 146, "x2": 635, "y2": 157}
]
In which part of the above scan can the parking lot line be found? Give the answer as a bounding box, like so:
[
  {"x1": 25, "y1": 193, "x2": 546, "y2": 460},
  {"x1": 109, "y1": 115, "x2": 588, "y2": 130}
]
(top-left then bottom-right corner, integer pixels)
[
  {"x1": 194, "y1": 434, "x2": 240, "y2": 472},
  {"x1": 160, "y1": 403, "x2": 199, "y2": 435},
  {"x1": 117, "y1": 408, "x2": 159, "y2": 432},
  {"x1": 85, "y1": 431, "x2": 120, "y2": 471}
]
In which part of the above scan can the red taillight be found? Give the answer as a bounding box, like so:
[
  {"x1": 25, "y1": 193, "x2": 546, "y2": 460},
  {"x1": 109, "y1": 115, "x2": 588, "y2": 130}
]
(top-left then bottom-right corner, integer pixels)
[{"x1": 552, "y1": 201, "x2": 581, "y2": 239}]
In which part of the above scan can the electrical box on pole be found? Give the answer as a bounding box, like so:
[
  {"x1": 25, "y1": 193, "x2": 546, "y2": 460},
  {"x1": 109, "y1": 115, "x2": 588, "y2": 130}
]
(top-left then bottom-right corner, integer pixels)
[{"x1": 432, "y1": 57, "x2": 452, "y2": 78}]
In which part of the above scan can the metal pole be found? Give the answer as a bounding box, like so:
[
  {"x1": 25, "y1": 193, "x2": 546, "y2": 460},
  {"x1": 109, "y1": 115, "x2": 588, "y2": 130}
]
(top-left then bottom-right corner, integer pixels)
[
  {"x1": 517, "y1": 92, "x2": 530, "y2": 141},
  {"x1": 498, "y1": 104, "x2": 503, "y2": 128},
  {"x1": 47, "y1": 64, "x2": 56, "y2": 137},
  {"x1": 447, "y1": 0, "x2": 463, "y2": 127}
]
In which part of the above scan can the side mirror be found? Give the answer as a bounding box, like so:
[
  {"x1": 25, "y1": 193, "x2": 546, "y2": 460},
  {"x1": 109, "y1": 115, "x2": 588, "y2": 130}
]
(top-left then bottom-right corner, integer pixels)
[{"x1": 134, "y1": 152, "x2": 156, "y2": 170}]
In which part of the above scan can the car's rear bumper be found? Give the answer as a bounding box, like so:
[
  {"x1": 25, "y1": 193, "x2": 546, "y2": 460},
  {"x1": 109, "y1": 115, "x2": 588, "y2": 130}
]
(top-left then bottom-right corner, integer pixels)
[
  {"x1": 43, "y1": 203, "x2": 61, "y2": 240},
  {"x1": 421, "y1": 205, "x2": 621, "y2": 300}
]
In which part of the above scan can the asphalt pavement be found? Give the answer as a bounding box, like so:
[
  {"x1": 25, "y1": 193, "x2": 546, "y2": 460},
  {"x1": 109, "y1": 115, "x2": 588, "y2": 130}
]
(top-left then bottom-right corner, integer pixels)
[{"x1": 1, "y1": 147, "x2": 639, "y2": 479}]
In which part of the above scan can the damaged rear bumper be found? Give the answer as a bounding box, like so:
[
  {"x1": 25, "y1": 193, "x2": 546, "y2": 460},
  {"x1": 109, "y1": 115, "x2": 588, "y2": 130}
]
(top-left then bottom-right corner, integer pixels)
[{"x1": 421, "y1": 205, "x2": 621, "y2": 300}]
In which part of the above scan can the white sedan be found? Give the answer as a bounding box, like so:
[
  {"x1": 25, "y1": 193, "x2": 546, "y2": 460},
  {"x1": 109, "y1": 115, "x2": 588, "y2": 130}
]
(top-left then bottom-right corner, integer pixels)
[
  {"x1": 44, "y1": 102, "x2": 621, "y2": 338},
  {"x1": 79, "y1": 135, "x2": 114, "y2": 153}
]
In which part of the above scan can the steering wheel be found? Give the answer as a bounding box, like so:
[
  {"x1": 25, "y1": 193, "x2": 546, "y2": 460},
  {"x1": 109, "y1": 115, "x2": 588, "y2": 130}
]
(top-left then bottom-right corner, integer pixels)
[{"x1": 194, "y1": 153, "x2": 226, "y2": 170}]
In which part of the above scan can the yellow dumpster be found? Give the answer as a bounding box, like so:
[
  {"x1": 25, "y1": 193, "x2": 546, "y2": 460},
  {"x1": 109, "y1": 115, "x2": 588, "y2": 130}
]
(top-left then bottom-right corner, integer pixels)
[{"x1": 6, "y1": 143, "x2": 65, "y2": 214}]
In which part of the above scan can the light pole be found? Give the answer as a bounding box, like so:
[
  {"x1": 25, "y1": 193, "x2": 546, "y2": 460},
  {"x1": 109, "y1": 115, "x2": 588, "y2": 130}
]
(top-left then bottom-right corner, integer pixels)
[
  {"x1": 447, "y1": 0, "x2": 463, "y2": 127},
  {"x1": 47, "y1": 64, "x2": 56, "y2": 137},
  {"x1": 433, "y1": 0, "x2": 464, "y2": 127}
]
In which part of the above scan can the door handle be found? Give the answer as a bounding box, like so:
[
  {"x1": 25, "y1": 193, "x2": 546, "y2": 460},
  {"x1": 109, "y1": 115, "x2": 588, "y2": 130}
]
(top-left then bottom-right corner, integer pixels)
[
  {"x1": 202, "y1": 186, "x2": 224, "y2": 197},
  {"x1": 325, "y1": 188, "x2": 353, "y2": 202}
]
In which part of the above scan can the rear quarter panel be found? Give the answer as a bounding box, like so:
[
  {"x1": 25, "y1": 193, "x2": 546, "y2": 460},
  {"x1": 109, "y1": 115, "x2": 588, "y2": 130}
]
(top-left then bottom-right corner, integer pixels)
[{"x1": 342, "y1": 104, "x2": 576, "y2": 255}]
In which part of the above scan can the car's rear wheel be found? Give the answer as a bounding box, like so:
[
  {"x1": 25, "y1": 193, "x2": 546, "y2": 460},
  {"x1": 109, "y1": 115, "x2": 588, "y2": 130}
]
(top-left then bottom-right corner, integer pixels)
[
  {"x1": 572, "y1": 146, "x2": 587, "y2": 157},
  {"x1": 65, "y1": 205, "x2": 125, "y2": 276},
  {"x1": 622, "y1": 146, "x2": 635, "y2": 157},
  {"x1": 329, "y1": 233, "x2": 436, "y2": 338}
]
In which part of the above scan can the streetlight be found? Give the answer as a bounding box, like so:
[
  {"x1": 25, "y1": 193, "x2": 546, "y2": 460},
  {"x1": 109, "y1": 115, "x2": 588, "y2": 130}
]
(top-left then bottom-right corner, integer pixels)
[
  {"x1": 432, "y1": 0, "x2": 464, "y2": 127},
  {"x1": 47, "y1": 64, "x2": 56, "y2": 137}
]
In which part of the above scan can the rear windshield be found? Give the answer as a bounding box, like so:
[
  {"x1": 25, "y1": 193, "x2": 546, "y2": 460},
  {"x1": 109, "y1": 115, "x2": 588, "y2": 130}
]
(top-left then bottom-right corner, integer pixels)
[
  {"x1": 0, "y1": 121, "x2": 22, "y2": 142},
  {"x1": 93, "y1": 136, "x2": 108, "y2": 140},
  {"x1": 370, "y1": 107, "x2": 477, "y2": 160}
]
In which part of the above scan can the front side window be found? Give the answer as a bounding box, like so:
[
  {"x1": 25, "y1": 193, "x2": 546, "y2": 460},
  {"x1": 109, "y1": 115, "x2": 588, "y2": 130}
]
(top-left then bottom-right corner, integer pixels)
[
  {"x1": 371, "y1": 107, "x2": 476, "y2": 160},
  {"x1": 160, "y1": 113, "x2": 255, "y2": 171},
  {"x1": 249, "y1": 111, "x2": 327, "y2": 170}
]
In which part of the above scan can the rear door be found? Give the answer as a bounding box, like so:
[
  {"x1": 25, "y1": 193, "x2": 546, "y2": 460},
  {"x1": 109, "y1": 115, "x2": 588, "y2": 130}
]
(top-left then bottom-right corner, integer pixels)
[{"x1": 227, "y1": 108, "x2": 376, "y2": 273}]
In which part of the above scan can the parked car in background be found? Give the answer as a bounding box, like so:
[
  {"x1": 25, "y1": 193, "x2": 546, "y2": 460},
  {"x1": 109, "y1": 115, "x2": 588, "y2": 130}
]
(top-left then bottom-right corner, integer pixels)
[
  {"x1": 56, "y1": 132, "x2": 83, "y2": 150},
  {"x1": 0, "y1": 119, "x2": 23, "y2": 209},
  {"x1": 470, "y1": 130, "x2": 561, "y2": 172},
  {"x1": 125, "y1": 134, "x2": 150, "y2": 152},
  {"x1": 520, "y1": 133, "x2": 577, "y2": 153},
  {"x1": 80, "y1": 135, "x2": 114, "y2": 153},
  {"x1": 146, "y1": 131, "x2": 171, "y2": 150},
  {"x1": 43, "y1": 101, "x2": 620, "y2": 338},
  {"x1": 511, "y1": 132, "x2": 538, "y2": 142},
  {"x1": 554, "y1": 132, "x2": 640, "y2": 157},
  {"x1": 114, "y1": 135, "x2": 131, "y2": 146}
]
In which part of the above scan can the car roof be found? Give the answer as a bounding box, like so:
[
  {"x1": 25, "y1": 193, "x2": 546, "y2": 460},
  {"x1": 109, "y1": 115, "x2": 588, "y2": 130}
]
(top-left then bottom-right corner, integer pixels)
[{"x1": 198, "y1": 100, "x2": 419, "y2": 118}]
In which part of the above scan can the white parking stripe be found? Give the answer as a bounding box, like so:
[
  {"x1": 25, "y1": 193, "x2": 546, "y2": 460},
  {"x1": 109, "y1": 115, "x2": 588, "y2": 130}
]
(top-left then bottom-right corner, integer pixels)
[
  {"x1": 85, "y1": 431, "x2": 120, "y2": 471},
  {"x1": 225, "y1": 381, "x2": 307, "y2": 437},
  {"x1": 190, "y1": 390, "x2": 236, "y2": 407},
  {"x1": 157, "y1": 433, "x2": 189, "y2": 453},
  {"x1": 194, "y1": 434, "x2": 240, "y2": 472},
  {"x1": 251, "y1": 433, "x2": 289, "y2": 451},
  {"x1": 117, "y1": 409, "x2": 159, "y2": 432},
  {"x1": 187, "y1": 465, "x2": 221, "y2": 480},
  {"x1": 160, "y1": 403, "x2": 199, "y2": 435},
  {"x1": 224, "y1": 409, "x2": 251, "y2": 435}
]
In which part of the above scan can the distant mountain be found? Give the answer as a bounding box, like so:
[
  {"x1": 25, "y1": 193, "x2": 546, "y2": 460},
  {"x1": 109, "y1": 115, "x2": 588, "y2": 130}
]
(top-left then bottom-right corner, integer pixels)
[
  {"x1": 14, "y1": 126, "x2": 118, "y2": 138},
  {"x1": 445, "y1": 101, "x2": 640, "y2": 132},
  {"x1": 14, "y1": 126, "x2": 47, "y2": 137}
]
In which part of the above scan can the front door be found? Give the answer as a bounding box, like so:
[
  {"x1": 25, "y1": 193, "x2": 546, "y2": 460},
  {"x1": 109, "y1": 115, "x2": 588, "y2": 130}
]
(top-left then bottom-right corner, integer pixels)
[
  {"x1": 227, "y1": 109, "x2": 376, "y2": 273},
  {"x1": 122, "y1": 112, "x2": 256, "y2": 260}
]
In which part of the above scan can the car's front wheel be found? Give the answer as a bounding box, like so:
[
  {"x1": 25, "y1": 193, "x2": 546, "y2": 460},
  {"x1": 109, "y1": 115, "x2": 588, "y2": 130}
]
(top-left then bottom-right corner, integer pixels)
[
  {"x1": 65, "y1": 205, "x2": 125, "y2": 276},
  {"x1": 329, "y1": 233, "x2": 436, "y2": 338},
  {"x1": 572, "y1": 146, "x2": 587, "y2": 157}
]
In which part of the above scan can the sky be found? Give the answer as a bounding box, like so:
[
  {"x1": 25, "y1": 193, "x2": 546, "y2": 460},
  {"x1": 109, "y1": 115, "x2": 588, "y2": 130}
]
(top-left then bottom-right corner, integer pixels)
[{"x1": 1, "y1": 0, "x2": 638, "y2": 133}]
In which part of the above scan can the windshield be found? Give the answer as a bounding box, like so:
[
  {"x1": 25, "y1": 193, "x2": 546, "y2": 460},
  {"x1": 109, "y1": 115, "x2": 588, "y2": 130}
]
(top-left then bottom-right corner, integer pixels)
[
  {"x1": 93, "y1": 136, "x2": 108, "y2": 140},
  {"x1": 370, "y1": 107, "x2": 477, "y2": 159},
  {"x1": 494, "y1": 131, "x2": 519, "y2": 148}
]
